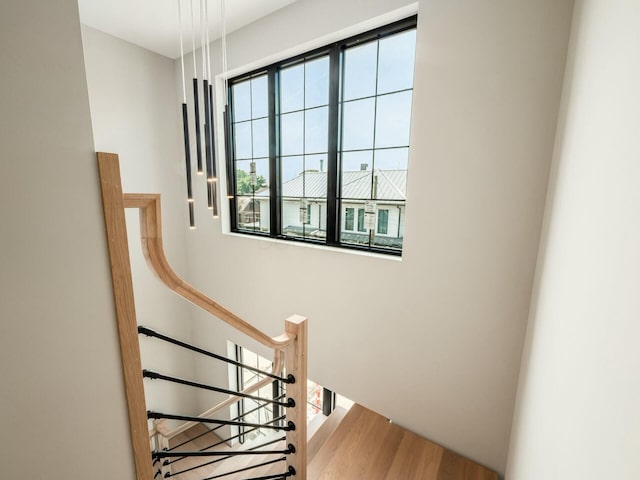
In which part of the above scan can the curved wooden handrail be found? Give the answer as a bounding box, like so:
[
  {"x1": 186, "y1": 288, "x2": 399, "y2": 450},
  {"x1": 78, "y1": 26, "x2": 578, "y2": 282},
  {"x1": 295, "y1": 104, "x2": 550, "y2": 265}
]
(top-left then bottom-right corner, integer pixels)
[
  {"x1": 156, "y1": 350, "x2": 285, "y2": 438},
  {"x1": 122, "y1": 193, "x2": 294, "y2": 350},
  {"x1": 99, "y1": 153, "x2": 307, "y2": 479}
]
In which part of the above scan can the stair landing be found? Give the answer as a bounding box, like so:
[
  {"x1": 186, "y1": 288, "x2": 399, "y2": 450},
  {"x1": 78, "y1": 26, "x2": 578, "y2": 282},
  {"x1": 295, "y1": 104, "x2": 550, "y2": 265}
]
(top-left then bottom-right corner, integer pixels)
[{"x1": 308, "y1": 404, "x2": 498, "y2": 480}]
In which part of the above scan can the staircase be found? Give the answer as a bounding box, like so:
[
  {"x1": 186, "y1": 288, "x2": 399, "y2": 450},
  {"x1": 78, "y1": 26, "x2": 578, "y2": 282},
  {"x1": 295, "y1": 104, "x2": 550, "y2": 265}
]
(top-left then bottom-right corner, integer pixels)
[
  {"x1": 97, "y1": 152, "x2": 499, "y2": 480},
  {"x1": 165, "y1": 404, "x2": 497, "y2": 480}
]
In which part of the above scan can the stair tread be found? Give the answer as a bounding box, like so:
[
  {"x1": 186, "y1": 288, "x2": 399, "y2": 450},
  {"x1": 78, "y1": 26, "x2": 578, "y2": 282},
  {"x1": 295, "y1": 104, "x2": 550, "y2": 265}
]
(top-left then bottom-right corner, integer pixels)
[
  {"x1": 308, "y1": 404, "x2": 498, "y2": 480},
  {"x1": 162, "y1": 405, "x2": 498, "y2": 480},
  {"x1": 307, "y1": 406, "x2": 349, "y2": 464}
]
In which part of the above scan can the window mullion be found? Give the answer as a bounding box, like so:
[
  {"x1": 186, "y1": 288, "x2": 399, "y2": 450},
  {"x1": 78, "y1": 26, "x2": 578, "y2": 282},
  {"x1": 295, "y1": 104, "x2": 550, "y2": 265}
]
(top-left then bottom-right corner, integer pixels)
[
  {"x1": 326, "y1": 44, "x2": 341, "y2": 246},
  {"x1": 268, "y1": 66, "x2": 280, "y2": 237}
]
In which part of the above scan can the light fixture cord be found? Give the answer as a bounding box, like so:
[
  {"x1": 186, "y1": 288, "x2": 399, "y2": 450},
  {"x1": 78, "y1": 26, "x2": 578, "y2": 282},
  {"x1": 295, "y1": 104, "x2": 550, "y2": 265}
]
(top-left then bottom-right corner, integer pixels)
[
  {"x1": 177, "y1": 0, "x2": 186, "y2": 103},
  {"x1": 190, "y1": 0, "x2": 197, "y2": 74},
  {"x1": 220, "y1": 0, "x2": 228, "y2": 105},
  {"x1": 205, "y1": 0, "x2": 212, "y2": 82},
  {"x1": 200, "y1": 0, "x2": 206, "y2": 81}
]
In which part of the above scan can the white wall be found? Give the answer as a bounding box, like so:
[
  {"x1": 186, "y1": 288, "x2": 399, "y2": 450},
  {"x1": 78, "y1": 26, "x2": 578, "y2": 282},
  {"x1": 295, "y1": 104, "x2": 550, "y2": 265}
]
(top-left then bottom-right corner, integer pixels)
[
  {"x1": 506, "y1": 1, "x2": 640, "y2": 478},
  {"x1": 0, "y1": 1, "x2": 134, "y2": 478},
  {"x1": 182, "y1": 0, "x2": 574, "y2": 473},
  {"x1": 81, "y1": 25, "x2": 200, "y2": 423}
]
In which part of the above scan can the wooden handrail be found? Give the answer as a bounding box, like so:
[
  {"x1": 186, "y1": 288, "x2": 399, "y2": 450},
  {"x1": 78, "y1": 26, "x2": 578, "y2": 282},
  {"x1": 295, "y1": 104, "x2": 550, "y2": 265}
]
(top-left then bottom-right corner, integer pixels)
[
  {"x1": 122, "y1": 192, "x2": 293, "y2": 350},
  {"x1": 98, "y1": 152, "x2": 307, "y2": 480},
  {"x1": 155, "y1": 350, "x2": 285, "y2": 438}
]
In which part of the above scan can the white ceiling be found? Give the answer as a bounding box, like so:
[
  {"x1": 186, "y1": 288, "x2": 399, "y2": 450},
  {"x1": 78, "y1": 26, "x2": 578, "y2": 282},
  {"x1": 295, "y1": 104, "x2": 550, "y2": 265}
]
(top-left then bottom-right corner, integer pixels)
[{"x1": 78, "y1": 0, "x2": 297, "y2": 59}]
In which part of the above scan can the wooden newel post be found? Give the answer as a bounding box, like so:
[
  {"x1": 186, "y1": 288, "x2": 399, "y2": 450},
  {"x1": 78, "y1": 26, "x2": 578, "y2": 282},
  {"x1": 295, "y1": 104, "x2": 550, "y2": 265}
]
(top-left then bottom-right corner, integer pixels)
[{"x1": 284, "y1": 314, "x2": 308, "y2": 479}]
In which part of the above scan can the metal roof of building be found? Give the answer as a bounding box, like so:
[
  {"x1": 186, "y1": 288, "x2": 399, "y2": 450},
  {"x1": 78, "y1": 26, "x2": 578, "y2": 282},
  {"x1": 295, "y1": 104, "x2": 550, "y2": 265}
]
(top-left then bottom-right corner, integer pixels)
[{"x1": 256, "y1": 170, "x2": 407, "y2": 200}]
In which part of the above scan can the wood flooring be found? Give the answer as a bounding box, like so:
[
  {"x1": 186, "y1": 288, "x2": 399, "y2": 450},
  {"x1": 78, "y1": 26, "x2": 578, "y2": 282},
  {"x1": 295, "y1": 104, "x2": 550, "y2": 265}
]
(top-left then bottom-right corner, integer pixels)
[
  {"x1": 164, "y1": 404, "x2": 499, "y2": 480},
  {"x1": 309, "y1": 404, "x2": 497, "y2": 480}
]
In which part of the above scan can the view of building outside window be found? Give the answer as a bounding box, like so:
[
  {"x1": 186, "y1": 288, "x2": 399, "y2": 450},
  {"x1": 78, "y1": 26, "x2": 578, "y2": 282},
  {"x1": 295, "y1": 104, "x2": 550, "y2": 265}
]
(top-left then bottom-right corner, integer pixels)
[
  {"x1": 231, "y1": 74, "x2": 270, "y2": 234},
  {"x1": 228, "y1": 19, "x2": 416, "y2": 254},
  {"x1": 338, "y1": 28, "x2": 415, "y2": 250}
]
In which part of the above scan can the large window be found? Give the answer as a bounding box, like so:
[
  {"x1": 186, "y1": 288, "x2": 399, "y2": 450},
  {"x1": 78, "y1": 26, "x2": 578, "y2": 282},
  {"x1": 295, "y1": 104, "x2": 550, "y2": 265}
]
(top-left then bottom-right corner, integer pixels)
[{"x1": 226, "y1": 17, "x2": 417, "y2": 255}]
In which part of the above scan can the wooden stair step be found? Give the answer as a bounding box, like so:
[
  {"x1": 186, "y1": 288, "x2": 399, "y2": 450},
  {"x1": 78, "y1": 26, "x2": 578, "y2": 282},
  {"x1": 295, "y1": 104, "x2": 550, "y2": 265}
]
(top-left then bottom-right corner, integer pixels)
[
  {"x1": 165, "y1": 424, "x2": 237, "y2": 480},
  {"x1": 193, "y1": 432, "x2": 286, "y2": 480},
  {"x1": 307, "y1": 406, "x2": 349, "y2": 464},
  {"x1": 308, "y1": 404, "x2": 498, "y2": 480}
]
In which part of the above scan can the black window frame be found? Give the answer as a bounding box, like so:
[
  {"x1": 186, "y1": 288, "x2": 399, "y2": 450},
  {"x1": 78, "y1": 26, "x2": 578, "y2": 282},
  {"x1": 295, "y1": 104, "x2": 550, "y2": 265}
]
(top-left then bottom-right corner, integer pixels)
[{"x1": 224, "y1": 15, "x2": 417, "y2": 256}]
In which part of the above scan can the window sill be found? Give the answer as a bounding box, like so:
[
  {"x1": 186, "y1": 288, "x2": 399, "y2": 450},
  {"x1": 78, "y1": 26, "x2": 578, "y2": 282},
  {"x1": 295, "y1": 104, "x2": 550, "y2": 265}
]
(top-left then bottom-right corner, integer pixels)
[{"x1": 224, "y1": 231, "x2": 403, "y2": 262}]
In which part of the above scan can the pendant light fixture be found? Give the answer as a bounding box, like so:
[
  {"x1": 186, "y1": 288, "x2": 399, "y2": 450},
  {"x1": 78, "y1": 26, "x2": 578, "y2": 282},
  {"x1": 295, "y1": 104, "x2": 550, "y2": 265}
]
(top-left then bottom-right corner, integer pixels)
[
  {"x1": 177, "y1": 0, "x2": 224, "y2": 228},
  {"x1": 177, "y1": 0, "x2": 195, "y2": 228}
]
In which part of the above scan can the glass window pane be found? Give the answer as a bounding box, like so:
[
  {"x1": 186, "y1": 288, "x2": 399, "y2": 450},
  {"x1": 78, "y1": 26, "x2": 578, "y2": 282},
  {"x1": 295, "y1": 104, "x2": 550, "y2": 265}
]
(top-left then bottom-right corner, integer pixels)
[
  {"x1": 343, "y1": 42, "x2": 378, "y2": 101},
  {"x1": 302, "y1": 202, "x2": 325, "y2": 238},
  {"x1": 373, "y1": 203, "x2": 404, "y2": 250},
  {"x1": 281, "y1": 111, "x2": 304, "y2": 156},
  {"x1": 282, "y1": 198, "x2": 304, "y2": 237},
  {"x1": 373, "y1": 147, "x2": 409, "y2": 171},
  {"x1": 341, "y1": 151, "x2": 373, "y2": 199},
  {"x1": 252, "y1": 118, "x2": 269, "y2": 158},
  {"x1": 341, "y1": 98, "x2": 375, "y2": 151},
  {"x1": 304, "y1": 154, "x2": 327, "y2": 198},
  {"x1": 280, "y1": 64, "x2": 304, "y2": 113},
  {"x1": 281, "y1": 155, "x2": 304, "y2": 185},
  {"x1": 234, "y1": 122, "x2": 252, "y2": 159},
  {"x1": 371, "y1": 168, "x2": 407, "y2": 201},
  {"x1": 251, "y1": 75, "x2": 268, "y2": 118},
  {"x1": 305, "y1": 56, "x2": 329, "y2": 108},
  {"x1": 281, "y1": 198, "x2": 325, "y2": 240},
  {"x1": 377, "y1": 30, "x2": 417, "y2": 94},
  {"x1": 236, "y1": 195, "x2": 267, "y2": 232},
  {"x1": 232, "y1": 81, "x2": 251, "y2": 122},
  {"x1": 341, "y1": 150, "x2": 373, "y2": 172},
  {"x1": 305, "y1": 107, "x2": 328, "y2": 154},
  {"x1": 235, "y1": 159, "x2": 269, "y2": 195},
  {"x1": 374, "y1": 91, "x2": 412, "y2": 148}
]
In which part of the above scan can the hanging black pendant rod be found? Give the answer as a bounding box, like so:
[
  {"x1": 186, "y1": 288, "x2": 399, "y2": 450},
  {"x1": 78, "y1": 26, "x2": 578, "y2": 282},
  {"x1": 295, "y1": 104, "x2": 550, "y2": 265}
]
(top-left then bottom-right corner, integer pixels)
[
  {"x1": 200, "y1": 0, "x2": 214, "y2": 209},
  {"x1": 208, "y1": 81, "x2": 219, "y2": 218},
  {"x1": 181, "y1": 103, "x2": 195, "y2": 228},
  {"x1": 138, "y1": 326, "x2": 292, "y2": 383},
  {"x1": 167, "y1": 395, "x2": 286, "y2": 452},
  {"x1": 190, "y1": 0, "x2": 203, "y2": 174},
  {"x1": 192, "y1": 84, "x2": 203, "y2": 175},
  {"x1": 144, "y1": 371, "x2": 295, "y2": 408},
  {"x1": 208, "y1": 83, "x2": 217, "y2": 180},
  {"x1": 177, "y1": 0, "x2": 195, "y2": 228},
  {"x1": 205, "y1": 0, "x2": 216, "y2": 185},
  {"x1": 200, "y1": 456, "x2": 288, "y2": 480}
]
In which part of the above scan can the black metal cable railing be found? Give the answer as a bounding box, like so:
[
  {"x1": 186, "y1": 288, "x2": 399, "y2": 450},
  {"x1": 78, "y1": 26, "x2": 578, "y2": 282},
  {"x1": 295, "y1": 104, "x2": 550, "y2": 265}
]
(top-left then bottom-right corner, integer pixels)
[
  {"x1": 143, "y1": 370, "x2": 295, "y2": 409},
  {"x1": 141, "y1": 328, "x2": 299, "y2": 478},
  {"x1": 167, "y1": 394, "x2": 286, "y2": 453},
  {"x1": 148, "y1": 411, "x2": 295, "y2": 433},
  {"x1": 154, "y1": 445, "x2": 294, "y2": 459},
  {"x1": 167, "y1": 414, "x2": 287, "y2": 465},
  {"x1": 200, "y1": 456, "x2": 287, "y2": 480},
  {"x1": 138, "y1": 326, "x2": 293, "y2": 384},
  {"x1": 164, "y1": 436, "x2": 288, "y2": 477}
]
